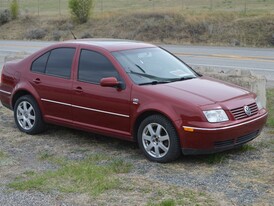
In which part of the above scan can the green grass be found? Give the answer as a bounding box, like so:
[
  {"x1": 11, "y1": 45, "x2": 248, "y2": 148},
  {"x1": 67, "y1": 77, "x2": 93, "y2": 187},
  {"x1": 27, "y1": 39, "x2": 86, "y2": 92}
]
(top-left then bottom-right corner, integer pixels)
[
  {"x1": 199, "y1": 153, "x2": 229, "y2": 164},
  {"x1": 266, "y1": 88, "x2": 274, "y2": 128},
  {"x1": 9, "y1": 153, "x2": 132, "y2": 196},
  {"x1": 38, "y1": 151, "x2": 54, "y2": 161},
  {"x1": 146, "y1": 189, "x2": 214, "y2": 206},
  {"x1": 0, "y1": 151, "x2": 6, "y2": 160},
  {"x1": 148, "y1": 199, "x2": 175, "y2": 206},
  {"x1": 238, "y1": 144, "x2": 257, "y2": 152},
  {"x1": 0, "y1": 150, "x2": 15, "y2": 166}
]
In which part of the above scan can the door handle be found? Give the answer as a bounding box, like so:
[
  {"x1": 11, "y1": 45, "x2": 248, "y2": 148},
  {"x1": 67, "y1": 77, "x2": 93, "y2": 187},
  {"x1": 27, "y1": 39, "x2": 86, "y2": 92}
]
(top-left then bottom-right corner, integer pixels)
[
  {"x1": 74, "y1": 86, "x2": 83, "y2": 93},
  {"x1": 33, "y1": 78, "x2": 41, "y2": 84}
]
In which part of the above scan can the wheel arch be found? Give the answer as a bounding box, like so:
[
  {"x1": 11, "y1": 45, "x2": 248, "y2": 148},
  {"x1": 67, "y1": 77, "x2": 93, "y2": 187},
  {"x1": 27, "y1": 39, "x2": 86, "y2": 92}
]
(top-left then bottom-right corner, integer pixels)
[
  {"x1": 11, "y1": 82, "x2": 42, "y2": 112},
  {"x1": 133, "y1": 110, "x2": 181, "y2": 143},
  {"x1": 12, "y1": 90, "x2": 32, "y2": 109}
]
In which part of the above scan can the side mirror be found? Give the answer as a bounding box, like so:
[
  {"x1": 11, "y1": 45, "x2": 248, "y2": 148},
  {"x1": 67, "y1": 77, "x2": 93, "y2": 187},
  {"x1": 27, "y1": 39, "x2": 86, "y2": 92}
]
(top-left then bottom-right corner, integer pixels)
[{"x1": 100, "y1": 77, "x2": 125, "y2": 89}]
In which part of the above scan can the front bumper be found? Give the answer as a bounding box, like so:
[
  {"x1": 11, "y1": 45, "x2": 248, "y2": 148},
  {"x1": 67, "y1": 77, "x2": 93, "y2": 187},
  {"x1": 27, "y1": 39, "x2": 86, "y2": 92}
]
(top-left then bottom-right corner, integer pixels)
[{"x1": 180, "y1": 111, "x2": 268, "y2": 155}]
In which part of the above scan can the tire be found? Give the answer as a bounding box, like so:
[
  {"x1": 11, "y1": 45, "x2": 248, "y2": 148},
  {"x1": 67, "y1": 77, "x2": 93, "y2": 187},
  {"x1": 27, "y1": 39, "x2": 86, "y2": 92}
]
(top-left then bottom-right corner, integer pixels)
[
  {"x1": 137, "y1": 115, "x2": 181, "y2": 163},
  {"x1": 14, "y1": 95, "x2": 45, "y2": 135}
]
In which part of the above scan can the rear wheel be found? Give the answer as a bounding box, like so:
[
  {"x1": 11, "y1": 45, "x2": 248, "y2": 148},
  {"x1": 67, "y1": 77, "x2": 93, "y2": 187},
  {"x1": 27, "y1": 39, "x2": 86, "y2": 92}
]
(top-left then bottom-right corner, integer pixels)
[
  {"x1": 14, "y1": 95, "x2": 45, "y2": 134},
  {"x1": 137, "y1": 115, "x2": 181, "y2": 163}
]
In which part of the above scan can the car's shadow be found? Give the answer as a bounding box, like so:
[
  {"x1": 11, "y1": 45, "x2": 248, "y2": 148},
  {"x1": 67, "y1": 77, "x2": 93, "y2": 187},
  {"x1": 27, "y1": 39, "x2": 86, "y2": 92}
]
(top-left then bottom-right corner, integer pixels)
[{"x1": 38, "y1": 124, "x2": 257, "y2": 166}]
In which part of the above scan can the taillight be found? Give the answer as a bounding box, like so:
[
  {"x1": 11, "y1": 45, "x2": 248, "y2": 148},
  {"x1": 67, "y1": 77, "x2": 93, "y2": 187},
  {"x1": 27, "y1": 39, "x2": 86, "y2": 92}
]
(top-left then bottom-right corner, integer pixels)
[{"x1": 0, "y1": 65, "x2": 4, "y2": 84}]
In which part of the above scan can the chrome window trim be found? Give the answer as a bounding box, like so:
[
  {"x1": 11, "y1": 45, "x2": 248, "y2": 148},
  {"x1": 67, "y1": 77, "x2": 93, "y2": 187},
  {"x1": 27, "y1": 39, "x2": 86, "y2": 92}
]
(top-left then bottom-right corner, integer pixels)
[{"x1": 41, "y1": 98, "x2": 130, "y2": 118}]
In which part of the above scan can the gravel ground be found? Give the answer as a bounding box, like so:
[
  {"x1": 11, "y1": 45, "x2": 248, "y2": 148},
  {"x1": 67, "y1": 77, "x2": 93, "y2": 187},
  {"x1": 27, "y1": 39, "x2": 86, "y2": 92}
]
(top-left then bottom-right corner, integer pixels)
[{"x1": 0, "y1": 102, "x2": 273, "y2": 206}]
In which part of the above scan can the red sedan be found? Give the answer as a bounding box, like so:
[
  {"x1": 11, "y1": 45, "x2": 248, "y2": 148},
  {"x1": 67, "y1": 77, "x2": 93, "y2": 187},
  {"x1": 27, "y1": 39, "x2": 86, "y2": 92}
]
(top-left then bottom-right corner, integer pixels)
[{"x1": 0, "y1": 39, "x2": 268, "y2": 162}]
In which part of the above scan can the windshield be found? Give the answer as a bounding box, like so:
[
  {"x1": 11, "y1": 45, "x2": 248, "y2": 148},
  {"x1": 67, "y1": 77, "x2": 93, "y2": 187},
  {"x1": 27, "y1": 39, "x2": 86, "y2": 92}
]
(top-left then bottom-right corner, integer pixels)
[{"x1": 112, "y1": 47, "x2": 198, "y2": 85}]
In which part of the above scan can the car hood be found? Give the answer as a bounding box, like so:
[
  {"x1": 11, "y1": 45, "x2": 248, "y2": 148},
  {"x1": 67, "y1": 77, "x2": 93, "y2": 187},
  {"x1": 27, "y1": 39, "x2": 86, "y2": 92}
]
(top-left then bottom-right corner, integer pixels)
[{"x1": 144, "y1": 77, "x2": 250, "y2": 106}]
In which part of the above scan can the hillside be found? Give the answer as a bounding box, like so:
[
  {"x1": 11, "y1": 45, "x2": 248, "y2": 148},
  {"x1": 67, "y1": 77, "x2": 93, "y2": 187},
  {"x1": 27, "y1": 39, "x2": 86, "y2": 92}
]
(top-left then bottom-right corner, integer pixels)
[{"x1": 0, "y1": 11, "x2": 274, "y2": 47}]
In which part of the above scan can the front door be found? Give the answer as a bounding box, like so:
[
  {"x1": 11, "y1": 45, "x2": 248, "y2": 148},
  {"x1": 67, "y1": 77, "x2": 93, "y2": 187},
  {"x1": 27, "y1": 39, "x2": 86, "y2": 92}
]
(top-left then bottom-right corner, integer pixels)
[{"x1": 71, "y1": 49, "x2": 131, "y2": 138}]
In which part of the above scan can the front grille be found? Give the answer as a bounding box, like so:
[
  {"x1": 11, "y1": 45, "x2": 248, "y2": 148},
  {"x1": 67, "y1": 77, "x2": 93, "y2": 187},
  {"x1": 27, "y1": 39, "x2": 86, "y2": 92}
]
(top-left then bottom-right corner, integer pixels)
[
  {"x1": 214, "y1": 139, "x2": 234, "y2": 148},
  {"x1": 214, "y1": 130, "x2": 260, "y2": 149},
  {"x1": 230, "y1": 102, "x2": 258, "y2": 120}
]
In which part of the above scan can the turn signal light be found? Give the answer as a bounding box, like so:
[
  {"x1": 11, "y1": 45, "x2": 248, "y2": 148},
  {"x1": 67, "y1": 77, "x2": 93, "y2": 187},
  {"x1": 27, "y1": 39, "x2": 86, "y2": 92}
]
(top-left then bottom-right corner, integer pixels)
[{"x1": 183, "y1": 127, "x2": 194, "y2": 132}]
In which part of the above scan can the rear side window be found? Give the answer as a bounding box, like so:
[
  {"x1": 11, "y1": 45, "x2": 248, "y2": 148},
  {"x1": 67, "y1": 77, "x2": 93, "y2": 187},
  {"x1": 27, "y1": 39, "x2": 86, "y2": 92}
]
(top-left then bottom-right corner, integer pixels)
[
  {"x1": 78, "y1": 49, "x2": 119, "y2": 84},
  {"x1": 31, "y1": 48, "x2": 76, "y2": 79},
  {"x1": 31, "y1": 52, "x2": 50, "y2": 73}
]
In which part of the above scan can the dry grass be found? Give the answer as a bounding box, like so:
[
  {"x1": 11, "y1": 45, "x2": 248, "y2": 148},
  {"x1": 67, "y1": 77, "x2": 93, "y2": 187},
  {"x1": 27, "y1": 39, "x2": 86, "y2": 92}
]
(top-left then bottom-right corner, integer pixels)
[
  {"x1": 0, "y1": 101, "x2": 274, "y2": 205},
  {"x1": 1, "y1": 0, "x2": 274, "y2": 16},
  {"x1": 1, "y1": 10, "x2": 274, "y2": 47}
]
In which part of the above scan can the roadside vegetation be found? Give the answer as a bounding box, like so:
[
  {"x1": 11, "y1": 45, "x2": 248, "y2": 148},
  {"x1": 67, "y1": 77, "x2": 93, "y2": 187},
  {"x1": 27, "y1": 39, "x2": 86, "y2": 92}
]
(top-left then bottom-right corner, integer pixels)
[
  {"x1": 10, "y1": 0, "x2": 19, "y2": 20},
  {"x1": 68, "y1": 0, "x2": 94, "y2": 23},
  {"x1": 266, "y1": 88, "x2": 274, "y2": 127},
  {"x1": 0, "y1": 1, "x2": 274, "y2": 47}
]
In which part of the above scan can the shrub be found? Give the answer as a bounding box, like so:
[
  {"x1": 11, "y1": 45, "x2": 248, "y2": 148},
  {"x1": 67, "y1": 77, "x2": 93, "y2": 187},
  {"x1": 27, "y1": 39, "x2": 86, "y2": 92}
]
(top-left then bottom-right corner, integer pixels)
[
  {"x1": 0, "y1": 9, "x2": 11, "y2": 25},
  {"x1": 68, "y1": 0, "x2": 94, "y2": 23},
  {"x1": 52, "y1": 31, "x2": 62, "y2": 41},
  {"x1": 81, "y1": 32, "x2": 92, "y2": 38},
  {"x1": 10, "y1": 0, "x2": 19, "y2": 20},
  {"x1": 25, "y1": 28, "x2": 47, "y2": 40}
]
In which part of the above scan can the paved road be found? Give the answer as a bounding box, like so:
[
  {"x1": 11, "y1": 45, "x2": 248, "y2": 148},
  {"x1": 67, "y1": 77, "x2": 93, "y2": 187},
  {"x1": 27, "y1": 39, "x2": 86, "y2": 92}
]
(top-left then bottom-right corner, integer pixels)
[
  {"x1": 1, "y1": 40, "x2": 273, "y2": 84},
  {"x1": 163, "y1": 45, "x2": 274, "y2": 84}
]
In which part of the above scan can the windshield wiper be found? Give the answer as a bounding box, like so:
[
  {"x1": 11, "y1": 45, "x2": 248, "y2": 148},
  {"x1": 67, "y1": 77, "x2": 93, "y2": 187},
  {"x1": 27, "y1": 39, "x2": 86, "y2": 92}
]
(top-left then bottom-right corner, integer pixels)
[
  {"x1": 128, "y1": 71, "x2": 164, "y2": 80},
  {"x1": 128, "y1": 71, "x2": 171, "y2": 85},
  {"x1": 139, "y1": 80, "x2": 171, "y2": 85},
  {"x1": 128, "y1": 71, "x2": 196, "y2": 85},
  {"x1": 135, "y1": 64, "x2": 146, "y2": 73},
  {"x1": 169, "y1": 76, "x2": 196, "y2": 82}
]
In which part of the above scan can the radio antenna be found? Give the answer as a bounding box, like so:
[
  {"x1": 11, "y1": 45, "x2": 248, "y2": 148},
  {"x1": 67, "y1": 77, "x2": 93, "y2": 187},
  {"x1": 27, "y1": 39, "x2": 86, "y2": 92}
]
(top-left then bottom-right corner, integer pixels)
[{"x1": 70, "y1": 30, "x2": 77, "y2": 40}]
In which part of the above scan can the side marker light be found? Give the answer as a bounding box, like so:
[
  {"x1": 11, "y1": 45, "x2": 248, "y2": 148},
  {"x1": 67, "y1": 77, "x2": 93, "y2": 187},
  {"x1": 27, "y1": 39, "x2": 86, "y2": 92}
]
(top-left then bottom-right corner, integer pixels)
[{"x1": 183, "y1": 127, "x2": 194, "y2": 132}]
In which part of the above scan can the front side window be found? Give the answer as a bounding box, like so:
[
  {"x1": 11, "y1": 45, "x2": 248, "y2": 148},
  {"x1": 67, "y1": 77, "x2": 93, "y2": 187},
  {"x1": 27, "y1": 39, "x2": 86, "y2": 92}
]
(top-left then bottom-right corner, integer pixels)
[
  {"x1": 78, "y1": 49, "x2": 120, "y2": 84},
  {"x1": 31, "y1": 48, "x2": 76, "y2": 79}
]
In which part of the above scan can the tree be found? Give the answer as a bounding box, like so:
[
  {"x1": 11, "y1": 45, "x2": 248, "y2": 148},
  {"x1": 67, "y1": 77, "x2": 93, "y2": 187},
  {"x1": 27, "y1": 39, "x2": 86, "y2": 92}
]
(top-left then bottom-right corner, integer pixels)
[
  {"x1": 10, "y1": 0, "x2": 19, "y2": 20},
  {"x1": 69, "y1": 0, "x2": 94, "y2": 23}
]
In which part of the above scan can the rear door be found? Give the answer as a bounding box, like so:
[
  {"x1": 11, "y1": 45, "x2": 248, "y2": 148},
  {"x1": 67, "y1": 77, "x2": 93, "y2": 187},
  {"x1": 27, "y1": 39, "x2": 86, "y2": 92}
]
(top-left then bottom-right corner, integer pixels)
[
  {"x1": 28, "y1": 47, "x2": 76, "y2": 125},
  {"x1": 71, "y1": 48, "x2": 131, "y2": 138}
]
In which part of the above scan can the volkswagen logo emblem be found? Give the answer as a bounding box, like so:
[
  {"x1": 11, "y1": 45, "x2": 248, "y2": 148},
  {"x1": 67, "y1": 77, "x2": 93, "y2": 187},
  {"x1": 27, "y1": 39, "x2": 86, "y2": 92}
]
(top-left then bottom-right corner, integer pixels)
[{"x1": 244, "y1": 105, "x2": 252, "y2": 116}]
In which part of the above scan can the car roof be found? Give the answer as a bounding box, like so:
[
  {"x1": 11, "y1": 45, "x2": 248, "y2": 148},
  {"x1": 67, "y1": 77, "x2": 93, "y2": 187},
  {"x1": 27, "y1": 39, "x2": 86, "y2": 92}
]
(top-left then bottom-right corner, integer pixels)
[{"x1": 64, "y1": 38, "x2": 156, "y2": 52}]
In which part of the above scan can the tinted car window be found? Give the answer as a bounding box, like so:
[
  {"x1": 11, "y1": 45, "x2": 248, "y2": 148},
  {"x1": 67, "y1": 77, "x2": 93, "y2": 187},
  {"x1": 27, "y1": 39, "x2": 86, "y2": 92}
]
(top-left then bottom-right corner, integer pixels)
[
  {"x1": 31, "y1": 52, "x2": 50, "y2": 73},
  {"x1": 45, "y1": 48, "x2": 75, "y2": 78},
  {"x1": 78, "y1": 49, "x2": 119, "y2": 84}
]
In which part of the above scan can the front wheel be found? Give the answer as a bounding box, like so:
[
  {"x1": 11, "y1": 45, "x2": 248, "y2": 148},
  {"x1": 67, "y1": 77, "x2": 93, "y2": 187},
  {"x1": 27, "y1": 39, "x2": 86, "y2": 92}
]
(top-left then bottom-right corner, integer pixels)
[
  {"x1": 137, "y1": 115, "x2": 181, "y2": 163},
  {"x1": 14, "y1": 95, "x2": 45, "y2": 134}
]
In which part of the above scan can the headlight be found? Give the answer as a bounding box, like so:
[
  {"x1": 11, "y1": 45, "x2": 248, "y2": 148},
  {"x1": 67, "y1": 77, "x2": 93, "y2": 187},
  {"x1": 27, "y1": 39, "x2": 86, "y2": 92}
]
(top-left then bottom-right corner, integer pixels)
[
  {"x1": 255, "y1": 97, "x2": 263, "y2": 110},
  {"x1": 203, "y1": 109, "x2": 229, "y2": 123}
]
